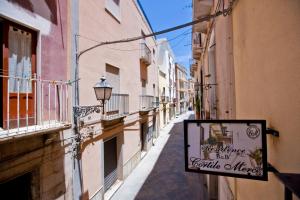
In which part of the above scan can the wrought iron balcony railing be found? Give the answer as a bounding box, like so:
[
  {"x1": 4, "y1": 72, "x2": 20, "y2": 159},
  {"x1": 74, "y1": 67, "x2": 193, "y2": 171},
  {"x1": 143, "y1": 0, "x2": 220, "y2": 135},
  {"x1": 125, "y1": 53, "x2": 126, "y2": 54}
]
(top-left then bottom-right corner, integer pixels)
[
  {"x1": 153, "y1": 97, "x2": 160, "y2": 108},
  {"x1": 140, "y1": 42, "x2": 152, "y2": 66},
  {"x1": 173, "y1": 98, "x2": 177, "y2": 103},
  {"x1": 160, "y1": 95, "x2": 170, "y2": 103},
  {"x1": 192, "y1": 32, "x2": 203, "y2": 59},
  {"x1": 104, "y1": 93, "x2": 129, "y2": 120},
  {"x1": 193, "y1": 32, "x2": 202, "y2": 49},
  {"x1": 0, "y1": 75, "x2": 70, "y2": 139},
  {"x1": 139, "y1": 95, "x2": 155, "y2": 111}
]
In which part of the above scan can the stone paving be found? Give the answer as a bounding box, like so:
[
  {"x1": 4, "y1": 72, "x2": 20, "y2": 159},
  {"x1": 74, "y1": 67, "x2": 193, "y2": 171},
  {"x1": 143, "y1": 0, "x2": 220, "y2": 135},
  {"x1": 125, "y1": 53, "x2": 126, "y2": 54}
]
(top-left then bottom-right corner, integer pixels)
[{"x1": 111, "y1": 112, "x2": 208, "y2": 200}]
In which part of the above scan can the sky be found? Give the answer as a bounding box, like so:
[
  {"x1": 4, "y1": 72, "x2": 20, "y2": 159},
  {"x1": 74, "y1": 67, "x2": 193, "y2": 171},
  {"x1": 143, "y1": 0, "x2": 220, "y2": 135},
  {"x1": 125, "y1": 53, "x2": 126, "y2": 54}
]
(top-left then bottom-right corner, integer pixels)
[{"x1": 139, "y1": 0, "x2": 193, "y2": 71}]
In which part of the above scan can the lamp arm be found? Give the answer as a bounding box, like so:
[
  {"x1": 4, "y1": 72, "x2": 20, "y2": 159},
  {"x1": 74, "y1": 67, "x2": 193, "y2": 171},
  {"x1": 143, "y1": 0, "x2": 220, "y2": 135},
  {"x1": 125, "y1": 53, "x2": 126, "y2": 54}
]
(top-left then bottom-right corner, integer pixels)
[{"x1": 73, "y1": 105, "x2": 101, "y2": 118}]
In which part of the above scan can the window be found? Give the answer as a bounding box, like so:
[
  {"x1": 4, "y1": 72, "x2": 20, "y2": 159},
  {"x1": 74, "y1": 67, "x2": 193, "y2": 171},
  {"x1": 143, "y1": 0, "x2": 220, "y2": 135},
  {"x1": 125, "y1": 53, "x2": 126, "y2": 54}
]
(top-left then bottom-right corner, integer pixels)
[
  {"x1": 105, "y1": 0, "x2": 121, "y2": 22},
  {"x1": 113, "y1": 0, "x2": 120, "y2": 5},
  {"x1": 153, "y1": 84, "x2": 155, "y2": 97},
  {"x1": 141, "y1": 31, "x2": 146, "y2": 43},
  {"x1": 159, "y1": 71, "x2": 166, "y2": 78},
  {"x1": 1, "y1": 19, "x2": 37, "y2": 129},
  {"x1": 141, "y1": 79, "x2": 146, "y2": 95},
  {"x1": 106, "y1": 64, "x2": 120, "y2": 93},
  {"x1": 152, "y1": 49, "x2": 155, "y2": 63},
  {"x1": 8, "y1": 27, "x2": 33, "y2": 93}
]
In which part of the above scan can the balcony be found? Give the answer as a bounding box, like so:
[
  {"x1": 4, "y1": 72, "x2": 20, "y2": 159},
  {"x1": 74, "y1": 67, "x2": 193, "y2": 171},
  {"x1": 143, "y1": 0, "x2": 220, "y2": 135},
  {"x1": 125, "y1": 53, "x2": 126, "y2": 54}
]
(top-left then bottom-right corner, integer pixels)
[
  {"x1": 0, "y1": 75, "x2": 71, "y2": 141},
  {"x1": 189, "y1": 58, "x2": 197, "y2": 70},
  {"x1": 160, "y1": 95, "x2": 170, "y2": 103},
  {"x1": 193, "y1": 0, "x2": 213, "y2": 33},
  {"x1": 190, "y1": 67, "x2": 195, "y2": 77},
  {"x1": 173, "y1": 98, "x2": 177, "y2": 103},
  {"x1": 153, "y1": 97, "x2": 160, "y2": 108},
  {"x1": 191, "y1": 63, "x2": 197, "y2": 72},
  {"x1": 192, "y1": 32, "x2": 203, "y2": 59},
  {"x1": 139, "y1": 95, "x2": 155, "y2": 113},
  {"x1": 140, "y1": 42, "x2": 152, "y2": 66},
  {"x1": 104, "y1": 93, "x2": 129, "y2": 120}
]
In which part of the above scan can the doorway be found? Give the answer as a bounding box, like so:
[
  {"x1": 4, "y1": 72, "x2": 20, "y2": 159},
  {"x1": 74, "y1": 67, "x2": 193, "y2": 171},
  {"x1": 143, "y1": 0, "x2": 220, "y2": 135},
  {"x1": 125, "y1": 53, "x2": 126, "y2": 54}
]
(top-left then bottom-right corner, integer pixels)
[
  {"x1": 104, "y1": 137, "x2": 118, "y2": 192},
  {"x1": 153, "y1": 115, "x2": 157, "y2": 138},
  {"x1": 0, "y1": 172, "x2": 33, "y2": 200},
  {"x1": 140, "y1": 123, "x2": 147, "y2": 152},
  {"x1": 163, "y1": 108, "x2": 166, "y2": 125}
]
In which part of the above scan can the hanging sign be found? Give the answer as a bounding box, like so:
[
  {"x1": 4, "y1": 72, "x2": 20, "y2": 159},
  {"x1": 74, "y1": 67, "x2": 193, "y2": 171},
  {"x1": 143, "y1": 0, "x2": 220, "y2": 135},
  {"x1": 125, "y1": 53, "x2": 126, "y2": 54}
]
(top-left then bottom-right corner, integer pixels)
[{"x1": 184, "y1": 120, "x2": 268, "y2": 181}]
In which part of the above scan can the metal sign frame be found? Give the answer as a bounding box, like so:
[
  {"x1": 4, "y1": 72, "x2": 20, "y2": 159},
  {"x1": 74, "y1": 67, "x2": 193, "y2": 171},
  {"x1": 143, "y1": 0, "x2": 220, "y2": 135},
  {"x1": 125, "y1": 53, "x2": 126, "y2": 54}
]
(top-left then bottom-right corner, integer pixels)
[{"x1": 184, "y1": 120, "x2": 268, "y2": 181}]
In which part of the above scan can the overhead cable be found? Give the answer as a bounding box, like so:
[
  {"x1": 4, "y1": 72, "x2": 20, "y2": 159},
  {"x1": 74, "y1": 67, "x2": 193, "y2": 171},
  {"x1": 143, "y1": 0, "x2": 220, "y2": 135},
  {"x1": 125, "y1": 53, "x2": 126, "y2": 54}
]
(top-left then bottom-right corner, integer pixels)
[
  {"x1": 77, "y1": 3, "x2": 235, "y2": 60},
  {"x1": 77, "y1": 28, "x2": 191, "y2": 52}
]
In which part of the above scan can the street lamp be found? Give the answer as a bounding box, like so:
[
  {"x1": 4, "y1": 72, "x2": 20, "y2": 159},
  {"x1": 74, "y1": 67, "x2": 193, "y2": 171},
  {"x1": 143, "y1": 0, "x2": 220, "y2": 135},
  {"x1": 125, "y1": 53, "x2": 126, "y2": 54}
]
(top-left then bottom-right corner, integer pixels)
[
  {"x1": 73, "y1": 76, "x2": 113, "y2": 119},
  {"x1": 94, "y1": 76, "x2": 113, "y2": 114}
]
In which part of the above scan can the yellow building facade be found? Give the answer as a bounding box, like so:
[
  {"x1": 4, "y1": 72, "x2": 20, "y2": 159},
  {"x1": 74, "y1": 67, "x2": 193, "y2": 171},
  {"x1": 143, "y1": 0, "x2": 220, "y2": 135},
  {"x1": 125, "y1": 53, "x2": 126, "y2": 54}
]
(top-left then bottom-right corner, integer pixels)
[{"x1": 191, "y1": 0, "x2": 300, "y2": 199}]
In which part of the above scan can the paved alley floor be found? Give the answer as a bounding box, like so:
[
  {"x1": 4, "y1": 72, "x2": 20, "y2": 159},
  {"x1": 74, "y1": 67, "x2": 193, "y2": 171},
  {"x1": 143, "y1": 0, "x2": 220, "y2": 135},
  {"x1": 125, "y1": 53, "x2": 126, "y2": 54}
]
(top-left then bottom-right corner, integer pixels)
[{"x1": 111, "y1": 112, "x2": 208, "y2": 200}]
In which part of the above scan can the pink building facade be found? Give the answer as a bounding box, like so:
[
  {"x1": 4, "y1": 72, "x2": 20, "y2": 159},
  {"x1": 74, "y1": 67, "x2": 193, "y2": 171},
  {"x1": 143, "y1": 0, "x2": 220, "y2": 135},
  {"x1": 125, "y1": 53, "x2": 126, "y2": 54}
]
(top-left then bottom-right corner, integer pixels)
[{"x1": 0, "y1": 0, "x2": 73, "y2": 199}]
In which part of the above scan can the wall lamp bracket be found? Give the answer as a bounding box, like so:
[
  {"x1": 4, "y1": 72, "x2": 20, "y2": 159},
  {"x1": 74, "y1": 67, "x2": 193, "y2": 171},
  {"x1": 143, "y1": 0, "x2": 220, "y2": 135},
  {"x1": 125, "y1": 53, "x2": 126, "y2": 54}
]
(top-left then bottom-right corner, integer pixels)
[{"x1": 73, "y1": 105, "x2": 102, "y2": 119}]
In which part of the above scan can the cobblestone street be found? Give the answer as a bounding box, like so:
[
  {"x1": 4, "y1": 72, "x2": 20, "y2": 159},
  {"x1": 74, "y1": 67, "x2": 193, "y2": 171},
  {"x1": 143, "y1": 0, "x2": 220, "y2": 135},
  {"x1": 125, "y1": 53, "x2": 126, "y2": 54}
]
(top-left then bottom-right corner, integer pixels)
[{"x1": 111, "y1": 112, "x2": 208, "y2": 200}]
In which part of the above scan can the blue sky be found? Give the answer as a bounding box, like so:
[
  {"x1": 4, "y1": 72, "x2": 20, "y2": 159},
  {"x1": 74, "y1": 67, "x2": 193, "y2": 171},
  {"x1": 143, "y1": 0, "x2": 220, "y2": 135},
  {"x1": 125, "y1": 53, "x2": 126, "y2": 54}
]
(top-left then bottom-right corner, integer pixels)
[{"x1": 139, "y1": 0, "x2": 192, "y2": 70}]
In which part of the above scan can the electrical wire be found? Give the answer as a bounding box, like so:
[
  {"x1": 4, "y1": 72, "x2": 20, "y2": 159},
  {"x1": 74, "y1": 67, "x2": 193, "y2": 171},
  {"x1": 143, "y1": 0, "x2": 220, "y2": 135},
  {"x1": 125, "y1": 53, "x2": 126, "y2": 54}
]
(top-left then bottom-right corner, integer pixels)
[
  {"x1": 171, "y1": 33, "x2": 190, "y2": 49},
  {"x1": 77, "y1": 28, "x2": 192, "y2": 52},
  {"x1": 77, "y1": 4, "x2": 236, "y2": 59}
]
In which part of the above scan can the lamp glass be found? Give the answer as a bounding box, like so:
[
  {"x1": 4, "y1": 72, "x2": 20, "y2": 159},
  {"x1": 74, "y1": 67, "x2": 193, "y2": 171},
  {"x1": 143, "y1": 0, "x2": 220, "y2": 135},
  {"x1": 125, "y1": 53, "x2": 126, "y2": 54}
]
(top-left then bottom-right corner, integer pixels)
[{"x1": 93, "y1": 76, "x2": 113, "y2": 101}]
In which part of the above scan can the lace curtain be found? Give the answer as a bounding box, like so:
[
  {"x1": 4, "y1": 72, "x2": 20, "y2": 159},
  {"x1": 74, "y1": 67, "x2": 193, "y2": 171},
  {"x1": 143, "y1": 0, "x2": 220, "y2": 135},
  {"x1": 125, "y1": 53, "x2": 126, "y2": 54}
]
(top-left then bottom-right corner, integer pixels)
[{"x1": 8, "y1": 26, "x2": 32, "y2": 93}]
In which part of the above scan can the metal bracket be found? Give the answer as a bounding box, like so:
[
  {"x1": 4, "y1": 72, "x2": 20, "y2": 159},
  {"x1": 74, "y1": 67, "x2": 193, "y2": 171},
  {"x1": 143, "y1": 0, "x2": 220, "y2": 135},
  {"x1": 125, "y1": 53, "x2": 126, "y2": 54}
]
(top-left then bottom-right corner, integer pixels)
[
  {"x1": 202, "y1": 83, "x2": 218, "y2": 90},
  {"x1": 266, "y1": 128, "x2": 279, "y2": 137},
  {"x1": 73, "y1": 105, "x2": 102, "y2": 118},
  {"x1": 267, "y1": 163, "x2": 300, "y2": 200},
  {"x1": 267, "y1": 163, "x2": 279, "y2": 173}
]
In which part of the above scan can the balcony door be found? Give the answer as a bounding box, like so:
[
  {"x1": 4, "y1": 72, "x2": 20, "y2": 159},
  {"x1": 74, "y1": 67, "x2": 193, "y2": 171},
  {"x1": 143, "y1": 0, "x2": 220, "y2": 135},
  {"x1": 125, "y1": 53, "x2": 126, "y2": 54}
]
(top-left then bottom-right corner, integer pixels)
[{"x1": 1, "y1": 20, "x2": 37, "y2": 129}]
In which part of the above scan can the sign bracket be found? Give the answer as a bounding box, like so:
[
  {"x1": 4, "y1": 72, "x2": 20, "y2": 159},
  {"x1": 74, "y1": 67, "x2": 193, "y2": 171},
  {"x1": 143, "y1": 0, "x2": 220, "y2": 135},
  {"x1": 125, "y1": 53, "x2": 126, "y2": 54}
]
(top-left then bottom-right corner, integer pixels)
[
  {"x1": 266, "y1": 128, "x2": 280, "y2": 137},
  {"x1": 267, "y1": 163, "x2": 278, "y2": 173}
]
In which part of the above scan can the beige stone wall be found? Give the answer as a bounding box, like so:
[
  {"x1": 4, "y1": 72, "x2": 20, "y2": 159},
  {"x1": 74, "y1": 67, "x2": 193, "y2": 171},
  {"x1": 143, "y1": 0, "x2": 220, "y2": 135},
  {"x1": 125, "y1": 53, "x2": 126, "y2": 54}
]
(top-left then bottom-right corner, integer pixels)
[
  {"x1": 78, "y1": 0, "x2": 158, "y2": 197},
  {"x1": 81, "y1": 138, "x2": 103, "y2": 198},
  {"x1": 193, "y1": 0, "x2": 300, "y2": 199},
  {"x1": 214, "y1": 8, "x2": 235, "y2": 119},
  {"x1": 230, "y1": 0, "x2": 300, "y2": 199},
  {"x1": 78, "y1": 0, "x2": 157, "y2": 109}
]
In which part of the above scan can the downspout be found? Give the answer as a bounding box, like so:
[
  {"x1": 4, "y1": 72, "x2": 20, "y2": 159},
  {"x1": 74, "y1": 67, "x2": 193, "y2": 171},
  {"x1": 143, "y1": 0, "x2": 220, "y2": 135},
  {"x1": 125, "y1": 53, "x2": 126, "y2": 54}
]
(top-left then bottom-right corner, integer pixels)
[{"x1": 70, "y1": 0, "x2": 83, "y2": 199}]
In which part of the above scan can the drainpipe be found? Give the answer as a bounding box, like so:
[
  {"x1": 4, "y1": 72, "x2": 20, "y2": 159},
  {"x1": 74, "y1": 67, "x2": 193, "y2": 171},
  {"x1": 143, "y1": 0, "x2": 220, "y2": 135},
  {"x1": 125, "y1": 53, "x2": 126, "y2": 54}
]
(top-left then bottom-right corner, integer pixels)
[{"x1": 70, "y1": 0, "x2": 83, "y2": 199}]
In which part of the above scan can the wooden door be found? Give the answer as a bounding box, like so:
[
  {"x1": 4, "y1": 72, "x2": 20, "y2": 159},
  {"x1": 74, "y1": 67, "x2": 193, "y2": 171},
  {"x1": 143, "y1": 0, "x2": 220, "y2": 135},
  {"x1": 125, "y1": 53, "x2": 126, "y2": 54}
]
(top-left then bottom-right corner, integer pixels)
[{"x1": 1, "y1": 20, "x2": 37, "y2": 129}]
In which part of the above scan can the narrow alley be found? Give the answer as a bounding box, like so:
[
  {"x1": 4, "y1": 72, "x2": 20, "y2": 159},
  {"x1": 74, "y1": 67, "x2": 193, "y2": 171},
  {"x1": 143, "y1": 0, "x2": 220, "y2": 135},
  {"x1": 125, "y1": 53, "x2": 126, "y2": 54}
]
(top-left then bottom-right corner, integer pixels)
[
  {"x1": 0, "y1": 0, "x2": 299, "y2": 200},
  {"x1": 111, "y1": 112, "x2": 208, "y2": 200}
]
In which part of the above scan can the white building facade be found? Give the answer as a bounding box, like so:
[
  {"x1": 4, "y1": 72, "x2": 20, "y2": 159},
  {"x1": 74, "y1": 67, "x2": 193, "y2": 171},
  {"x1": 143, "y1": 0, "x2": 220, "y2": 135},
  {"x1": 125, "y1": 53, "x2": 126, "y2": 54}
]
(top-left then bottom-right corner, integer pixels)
[{"x1": 156, "y1": 39, "x2": 176, "y2": 127}]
